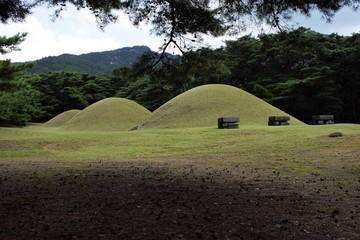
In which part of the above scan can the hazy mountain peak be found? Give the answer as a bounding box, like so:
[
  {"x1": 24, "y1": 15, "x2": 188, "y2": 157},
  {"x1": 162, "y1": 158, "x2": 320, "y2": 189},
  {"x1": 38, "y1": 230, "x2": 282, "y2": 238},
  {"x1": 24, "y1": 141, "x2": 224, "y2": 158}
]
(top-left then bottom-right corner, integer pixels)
[{"x1": 27, "y1": 46, "x2": 157, "y2": 75}]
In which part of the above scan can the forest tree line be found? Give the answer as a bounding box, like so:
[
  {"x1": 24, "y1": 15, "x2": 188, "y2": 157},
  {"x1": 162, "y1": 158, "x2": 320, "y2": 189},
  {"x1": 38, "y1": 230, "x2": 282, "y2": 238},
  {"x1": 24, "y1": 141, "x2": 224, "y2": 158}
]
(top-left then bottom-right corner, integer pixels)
[{"x1": 1, "y1": 27, "x2": 359, "y2": 126}]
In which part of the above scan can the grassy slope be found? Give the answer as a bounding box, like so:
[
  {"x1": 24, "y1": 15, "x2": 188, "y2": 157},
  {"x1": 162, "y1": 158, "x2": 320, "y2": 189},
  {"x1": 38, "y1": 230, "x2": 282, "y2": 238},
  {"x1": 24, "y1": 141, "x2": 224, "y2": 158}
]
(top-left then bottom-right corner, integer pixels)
[
  {"x1": 60, "y1": 98, "x2": 151, "y2": 131},
  {"x1": 1, "y1": 124, "x2": 359, "y2": 177},
  {"x1": 138, "y1": 84, "x2": 304, "y2": 129},
  {"x1": 43, "y1": 110, "x2": 82, "y2": 127}
]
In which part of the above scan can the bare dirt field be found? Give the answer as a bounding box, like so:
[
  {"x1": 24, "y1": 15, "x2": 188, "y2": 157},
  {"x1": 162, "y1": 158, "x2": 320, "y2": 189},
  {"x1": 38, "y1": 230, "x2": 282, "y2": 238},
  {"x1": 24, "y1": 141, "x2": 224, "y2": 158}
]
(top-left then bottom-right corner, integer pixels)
[{"x1": 1, "y1": 158, "x2": 359, "y2": 240}]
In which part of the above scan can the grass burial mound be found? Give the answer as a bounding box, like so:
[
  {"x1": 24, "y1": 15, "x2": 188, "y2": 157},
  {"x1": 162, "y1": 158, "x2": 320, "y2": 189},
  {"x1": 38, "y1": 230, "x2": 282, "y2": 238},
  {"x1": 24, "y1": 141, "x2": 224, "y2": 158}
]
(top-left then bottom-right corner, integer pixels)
[
  {"x1": 43, "y1": 109, "x2": 82, "y2": 127},
  {"x1": 61, "y1": 98, "x2": 151, "y2": 131},
  {"x1": 138, "y1": 84, "x2": 303, "y2": 129}
]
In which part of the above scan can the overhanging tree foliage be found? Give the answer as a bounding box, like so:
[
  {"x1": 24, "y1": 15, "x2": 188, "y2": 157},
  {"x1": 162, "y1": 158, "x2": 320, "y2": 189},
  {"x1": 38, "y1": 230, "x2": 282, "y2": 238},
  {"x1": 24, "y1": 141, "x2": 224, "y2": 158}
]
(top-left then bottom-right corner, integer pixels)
[
  {"x1": 0, "y1": 0, "x2": 32, "y2": 23},
  {"x1": 1, "y1": 1, "x2": 359, "y2": 54},
  {"x1": 0, "y1": 33, "x2": 27, "y2": 55}
]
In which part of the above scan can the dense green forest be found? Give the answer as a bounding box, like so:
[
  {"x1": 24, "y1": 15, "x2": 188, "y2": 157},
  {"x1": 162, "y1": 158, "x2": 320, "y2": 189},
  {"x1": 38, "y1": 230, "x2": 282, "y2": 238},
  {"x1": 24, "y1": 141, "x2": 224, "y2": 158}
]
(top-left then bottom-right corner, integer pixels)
[{"x1": 1, "y1": 28, "x2": 359, "y2": 126}]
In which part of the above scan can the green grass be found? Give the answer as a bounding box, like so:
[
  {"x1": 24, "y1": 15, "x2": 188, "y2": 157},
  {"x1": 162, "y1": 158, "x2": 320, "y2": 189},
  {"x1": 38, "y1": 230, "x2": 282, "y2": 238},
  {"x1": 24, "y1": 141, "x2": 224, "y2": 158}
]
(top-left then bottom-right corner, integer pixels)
[
  {"x1": 1, "y1": 123, "x2": 359, "y2": 177},
  {"x1": 43, "y1": 109, "x2": 81, "y2": 127},
  {"x1": 138, "y1": 84, "x2": 304, "y2": 129},
  {"x1": 60, "y1": 97, "x2": 151, "y2": 131}
]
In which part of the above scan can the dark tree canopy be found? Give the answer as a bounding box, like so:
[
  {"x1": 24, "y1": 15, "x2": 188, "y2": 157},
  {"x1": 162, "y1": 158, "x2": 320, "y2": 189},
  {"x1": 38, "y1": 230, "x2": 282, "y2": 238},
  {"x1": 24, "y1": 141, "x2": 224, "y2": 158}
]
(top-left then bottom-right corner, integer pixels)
[
  {"x1": 0, "y1": 0, "x2": 33, "y2": 23},
  {"x1": 1, "y1": 1, "x2": 359, "y2": 53},
  {"x1": 0, "y1": 33, "x2": 27, "y2": 55},
  {"x1": 0, "y1": 30, "x2": 37, "y2": 126}
]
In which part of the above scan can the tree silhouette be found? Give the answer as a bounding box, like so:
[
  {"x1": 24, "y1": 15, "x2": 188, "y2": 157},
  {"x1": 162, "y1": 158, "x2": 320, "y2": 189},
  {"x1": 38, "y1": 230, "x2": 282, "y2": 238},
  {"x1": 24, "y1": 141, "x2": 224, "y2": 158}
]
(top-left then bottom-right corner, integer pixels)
[{"x1": 1, "y1": 0, "x2": 359, "y2": 54}]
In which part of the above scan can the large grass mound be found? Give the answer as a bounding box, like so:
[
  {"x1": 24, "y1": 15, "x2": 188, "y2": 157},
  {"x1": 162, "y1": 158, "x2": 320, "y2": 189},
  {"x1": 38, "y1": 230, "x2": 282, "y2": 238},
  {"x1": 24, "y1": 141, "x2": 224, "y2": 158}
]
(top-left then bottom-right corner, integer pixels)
[
  {"x1": 61, "y1": 98, "x2": 151, "y2": 131},
  {"x1": 137, "y1": 84, "x2": 304, "y2": 129},
  {"x1": 43, "y1": 109, "x2": 81, "y2": 127}
]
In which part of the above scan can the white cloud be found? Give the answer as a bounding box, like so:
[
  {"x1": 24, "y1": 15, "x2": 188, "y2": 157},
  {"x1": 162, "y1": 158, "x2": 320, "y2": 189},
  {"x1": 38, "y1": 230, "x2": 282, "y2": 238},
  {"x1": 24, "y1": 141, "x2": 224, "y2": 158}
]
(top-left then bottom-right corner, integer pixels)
[
  {"x1": 0, "y1": 6, "x2": 126, "y2": 62},
  {"x1": 145, "y1": 37, "x2": 165, "y2": 52},
  {"x1": 292, "y1": 7, "x2": 360, "y2": 35},
  {"x1": 1, "y1": 5, "x2": 360, "y2": 62},
  {"x1": 0, "y1": 5, "x2": 173, "y2": 62},
  {"x1": 1, "y1": 15, "x2": 57, "y2": 62}
]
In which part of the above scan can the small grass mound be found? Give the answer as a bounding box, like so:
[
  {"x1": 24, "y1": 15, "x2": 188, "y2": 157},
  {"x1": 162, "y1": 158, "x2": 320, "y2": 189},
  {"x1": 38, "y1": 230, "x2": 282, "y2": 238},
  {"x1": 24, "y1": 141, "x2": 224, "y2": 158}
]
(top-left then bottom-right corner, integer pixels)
[
  {"x1": 43, "y1": 110, "x2": 82, "y2": 127},
  {"x1": 138, "y1": 84, "x2": 304, "y2": 129},
  {"x1": 61, "y1": 98, "x2": 151, "y2": 131}
]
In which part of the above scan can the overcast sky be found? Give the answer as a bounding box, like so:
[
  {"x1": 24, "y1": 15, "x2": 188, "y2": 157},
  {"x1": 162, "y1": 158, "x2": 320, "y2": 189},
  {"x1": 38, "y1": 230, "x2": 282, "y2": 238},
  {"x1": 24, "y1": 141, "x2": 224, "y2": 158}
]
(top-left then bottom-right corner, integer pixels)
[{"x1": 1, "y1": 5, "x2": 360, "y2": 62}]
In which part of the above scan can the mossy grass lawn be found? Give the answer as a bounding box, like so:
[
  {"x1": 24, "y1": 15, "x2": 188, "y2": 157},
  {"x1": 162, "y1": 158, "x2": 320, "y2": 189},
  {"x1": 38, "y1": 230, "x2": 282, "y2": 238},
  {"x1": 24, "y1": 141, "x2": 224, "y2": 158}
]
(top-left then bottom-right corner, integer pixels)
[
  {"x1": 1, "y1": 124, "x2": 359, "y2": 177},
  {"x1": 1, "y1": 124, "x2": 360, "y2": 239}
]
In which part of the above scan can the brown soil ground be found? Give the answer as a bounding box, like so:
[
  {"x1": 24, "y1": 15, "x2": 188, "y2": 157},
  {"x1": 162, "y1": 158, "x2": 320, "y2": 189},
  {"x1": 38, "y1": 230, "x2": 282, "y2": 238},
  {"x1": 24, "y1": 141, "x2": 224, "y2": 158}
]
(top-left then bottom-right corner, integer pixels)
[{"x1": 0, "y1": 159, "x2": 359, "y2": 240}]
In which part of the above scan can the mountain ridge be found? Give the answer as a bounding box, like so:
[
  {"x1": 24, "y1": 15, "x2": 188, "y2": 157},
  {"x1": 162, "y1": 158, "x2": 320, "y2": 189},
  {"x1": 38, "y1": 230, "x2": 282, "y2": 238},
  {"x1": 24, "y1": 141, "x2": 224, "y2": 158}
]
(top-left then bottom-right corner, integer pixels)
[{"x1": 26, "y1": 45, "x2": 168, "y2": 75}]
